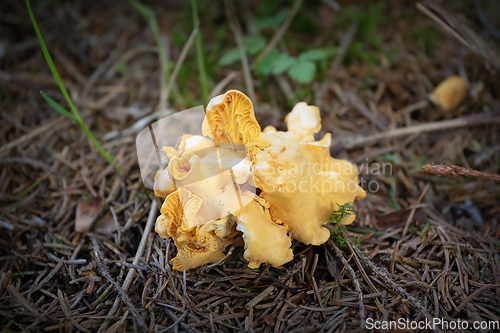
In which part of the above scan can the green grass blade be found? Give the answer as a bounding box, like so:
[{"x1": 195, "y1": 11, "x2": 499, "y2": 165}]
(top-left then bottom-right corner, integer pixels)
[
  {"x1": 191, "y1": 0, "x2": 209, "y2": 102},
  {"x1": 480, "y1": 253, "x2": 492, "y2": 281},
  {"x1": 40, "y1": 91, "x2": 76, "y2": 121},
  {"x1": 476, "y1": 302, "x2": 500, "y2": 314},
  {"x1": 26, "y1": 0, "x2": 119, "y2": 171},
  {"x1": 18, "y1": 175, "x2": 47, "y2": 198},
  {"x1": 320, "y1": 289, "x2": 332, "y2": 304},
  {"x1": 126, "y1": 0, "x2": 169, "y2": 89},
  {"x1": 345, "y1": 225, "x2": 401, "y2": 240}
]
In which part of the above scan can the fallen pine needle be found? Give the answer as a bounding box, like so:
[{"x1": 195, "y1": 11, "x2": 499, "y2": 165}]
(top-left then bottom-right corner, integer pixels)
[{"x1": 422, "y1": 163, "x2": 500, "y2": 181}]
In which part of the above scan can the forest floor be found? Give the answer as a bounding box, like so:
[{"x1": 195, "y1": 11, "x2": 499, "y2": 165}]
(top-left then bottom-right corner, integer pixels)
[{"x1": 1, "y1": 0, "x2": 500, "y2": 332}]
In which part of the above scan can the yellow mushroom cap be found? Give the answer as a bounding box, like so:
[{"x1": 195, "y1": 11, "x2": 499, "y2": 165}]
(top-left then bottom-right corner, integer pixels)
[
  {"x1": 285, "y1": 102, "x2": 321, "y2": 143},
  {"x1": 153, "y1": 169, "x2": 175, "y2": 197},
  {"x1": 249, "y1": 101, "x2": 365, "y2": 245},
  {"x1": 203, "y1": 90, "x2": 261, "y2": 145},
  {"x1": 251, "y1": 131, "x2": 346, "y2": 245},
  {"x1": 429, "y1": 75, "x2": 467, "y2": 111},
  {"x1": 155, "y1": 190, "x2": 237, "y2": 271},
  {"x1": 233, "y1": 195, "x2": 293, "y2": 268}
]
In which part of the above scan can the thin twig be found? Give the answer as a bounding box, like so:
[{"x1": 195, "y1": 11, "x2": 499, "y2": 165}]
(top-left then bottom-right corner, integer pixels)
[
  {"x1": 98, "y1": 264, "x2": 148, "y2": 331},
  {"x1": 340, "y1": 113, "x2": 500, "y2": 149},
  {"x1": 191, "y1": 0, "x2": 209, "y2": 102},
  {"x1": 417, "y1": 0, "x2": 500, "y2": 71},
  {"x1": 328, "y1": 22, "x2": 357, "y2": 74},
  {"x1": 164, "y1": 24, "x2": 199, "y2": 110},
  {"x1": 329, "y1": 240, "x2": 365, "y2": 327},
  {"x1": 209, "y1": 71, "x2": 238, "y2": 99},
  {"x1": 416, "y1": 2, "x2": 475, "y2": 56},
  {"x1": 402, "y1": 184, "x2": 430, "y2": 238},
  {"x1": 98, "y1": 200, "x2": 158, "y2": 332},
  {"x1": 474, "y1": 0, "x2": 500, "y2": 40},
  {"x1": 224, "y1": 0, "x2": 256, "y2": 104},
  {"x1": 0, "y1": 118, "x2": 67, "y2": 157},
  {"x1": 254, "y1": 0, "x2": 304, "y2": 63},
  {"x1": 343, "y1": 233, "x2": 443, "y2": 333}
]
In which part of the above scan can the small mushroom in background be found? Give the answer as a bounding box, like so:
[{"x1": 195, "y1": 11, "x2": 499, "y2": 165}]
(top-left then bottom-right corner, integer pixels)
[
  {"x1": 428, "y1": 75, "x2": 468, "y2": 111},
  {"x1": 154, "y1": 90, "x2": 365, "y2": 271}
]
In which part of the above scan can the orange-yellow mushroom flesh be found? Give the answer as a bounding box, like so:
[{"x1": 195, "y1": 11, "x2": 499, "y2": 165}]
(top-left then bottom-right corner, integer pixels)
[
  {"x1": 154, "y1": 90, "x2": 365, "y2": 270},
  {"x1": 429, "y1": 75, "x2": 467, "y2": 111}
]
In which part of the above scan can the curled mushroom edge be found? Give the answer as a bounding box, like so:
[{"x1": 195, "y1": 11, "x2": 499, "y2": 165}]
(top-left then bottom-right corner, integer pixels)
[{"x1": 154, "y1": 90, "x2": 366, "y2": 271}]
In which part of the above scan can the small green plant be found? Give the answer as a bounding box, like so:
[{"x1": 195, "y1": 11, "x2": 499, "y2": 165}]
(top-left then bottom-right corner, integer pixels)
[
  {"x1": 259, "y1": 47, "x2": 338, "y2": 84},
  {"x1": 375, "y1": 153, "x2": 401, "y2": 164},
  {"x1": 324, "y1": 202, "x2": 357, "y2": 225},
  {"x1": 331, "y1": 224, "x2": 348, "y2": 251},
  {"x1": 254, "y1": 9, "x2": 288, "y2": 30},
  {"x1": 219, "y1": 36, "x2": 337, "y2": 85},
  {"x1": 353, "y1": 235, "x2": 361, "y2": 249},
  {"x1": 26, "y1": 0, "x2": 118, "y2": 171},
  {"x1": 335, "y1": 2, "x2": 389, "y2": 65},
  {"x1": 324, "y1": 202, "x2": 357, "y2": 251},
  {"x1": 410, "y1": 154, "x2": 431, "y2": 170},
  {"x1": 218, "y1": 35, "x2": 267, "y2": 66},
  {"x1": 412, "y1": 26, "x2": 438, "y2": 56},
  {"x1": 421, "y1": 220, "x2": 431, "y2": 241}
]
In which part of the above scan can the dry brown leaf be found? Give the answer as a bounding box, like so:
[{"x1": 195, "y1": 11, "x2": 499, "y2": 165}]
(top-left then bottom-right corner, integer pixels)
[{"x1": 75, "y1": 197, "x2": 105, "y2": 233}]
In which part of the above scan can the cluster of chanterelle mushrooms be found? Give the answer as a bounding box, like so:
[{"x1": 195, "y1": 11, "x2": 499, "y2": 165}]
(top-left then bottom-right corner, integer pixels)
[{"x1": 153, "y1": 90, "x2": 366, "y2": 271}]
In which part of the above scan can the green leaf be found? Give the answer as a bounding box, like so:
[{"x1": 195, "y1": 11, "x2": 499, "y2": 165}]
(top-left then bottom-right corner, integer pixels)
[
  {"x1": 299, "y1": 48, "x2": 337, "y2": 62},
  {"x1": 467, "y1": 139, "x2": 482, "y2": 153},
  {"x1": 410, "y1": 154, "x2": 430, "y2": 170},
  {"x1": 116, "y1": 63, "x2": 127, "y2": 76},
  {"x1": 219, "y1": 48, "x2": 241, "y2": 66},
  {"x1": 219, "y1": 36, "x2": 266, "y2": 67},
  {"x1": 254, "y1": 9, "x2": 289, "y2": 30},
  {"x1": 271, "y1": 53, "x2": 296, "y2": 75},
  {"x1": 375, "y1": 153, "x2": 400, "y2": 164},
  {"x1": 288, "y1": 59, "x2": 316, "y2": 84},
  {"x1": 40, "y1": 91, "x2": 76, "y2": 121},
  {"x1": 255, "y1": 49, "x2": 280, "y2": 76},
  {"x1": 242, "y1": 35, "x2": 265, "y2": 55}
]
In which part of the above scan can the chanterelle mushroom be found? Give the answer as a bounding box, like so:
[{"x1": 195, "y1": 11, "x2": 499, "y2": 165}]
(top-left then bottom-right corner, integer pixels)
[
  {"x1": 154, "y1": 90, "x2": 365, "y2": 271},
  {"x1": 429, "y1": 75, "x2": 468, "y2": 111}
]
